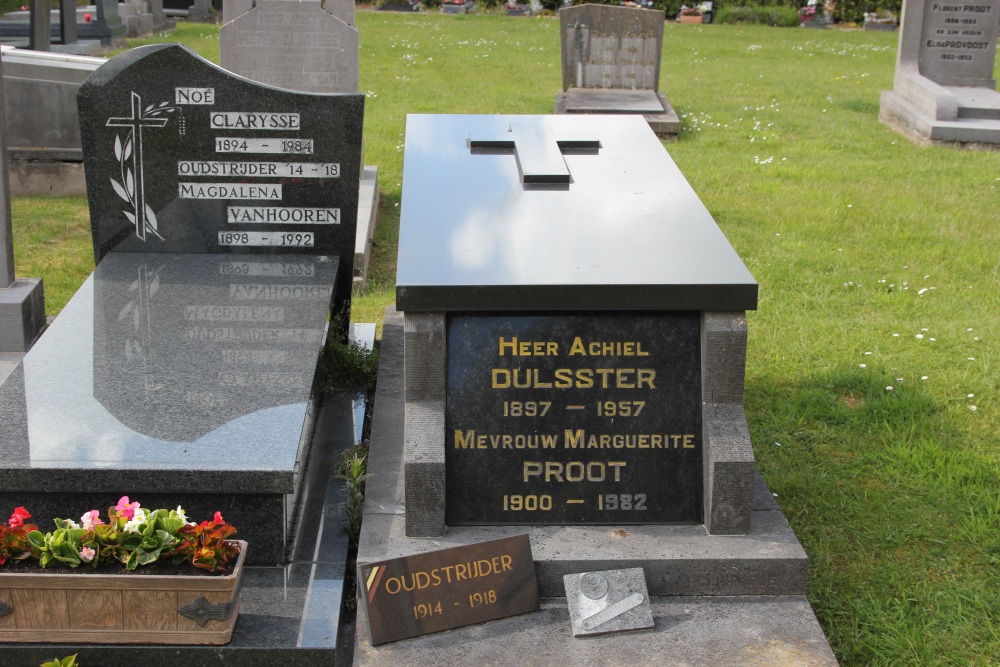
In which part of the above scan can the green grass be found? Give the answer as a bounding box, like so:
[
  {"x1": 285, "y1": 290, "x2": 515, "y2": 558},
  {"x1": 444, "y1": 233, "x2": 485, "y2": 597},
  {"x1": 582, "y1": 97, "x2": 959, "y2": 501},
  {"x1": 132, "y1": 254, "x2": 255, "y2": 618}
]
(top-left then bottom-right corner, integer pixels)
[{"x1": 11, "y1": 14, "x2": 1000, "y2": 665}]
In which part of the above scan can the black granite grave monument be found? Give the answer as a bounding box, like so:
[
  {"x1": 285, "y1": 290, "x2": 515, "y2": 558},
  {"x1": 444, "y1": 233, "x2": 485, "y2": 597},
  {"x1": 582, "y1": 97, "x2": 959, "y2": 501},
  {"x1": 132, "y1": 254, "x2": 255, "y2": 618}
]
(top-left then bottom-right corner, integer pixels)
[{"x1": 355, "y1": 114, "x2": 838, "y2": 665}]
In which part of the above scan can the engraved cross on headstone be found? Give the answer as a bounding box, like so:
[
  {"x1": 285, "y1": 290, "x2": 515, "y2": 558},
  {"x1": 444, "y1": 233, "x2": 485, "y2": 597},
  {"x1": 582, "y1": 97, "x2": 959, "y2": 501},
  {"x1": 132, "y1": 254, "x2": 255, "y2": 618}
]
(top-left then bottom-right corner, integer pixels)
[
  {"x1": 106, "y1": 92, "x2": 170, "y2": 241},
  {"x1": 469, "y1": 122, "x2": 600, "y2": 184}
]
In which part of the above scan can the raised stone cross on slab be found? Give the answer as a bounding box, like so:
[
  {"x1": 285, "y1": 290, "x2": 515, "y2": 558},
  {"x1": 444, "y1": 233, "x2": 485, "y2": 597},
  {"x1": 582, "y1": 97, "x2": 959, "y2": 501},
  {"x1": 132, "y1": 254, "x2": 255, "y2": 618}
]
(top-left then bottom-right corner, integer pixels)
[{"x1": 469, "y1": 121, "x2": 599, "y2": 184}]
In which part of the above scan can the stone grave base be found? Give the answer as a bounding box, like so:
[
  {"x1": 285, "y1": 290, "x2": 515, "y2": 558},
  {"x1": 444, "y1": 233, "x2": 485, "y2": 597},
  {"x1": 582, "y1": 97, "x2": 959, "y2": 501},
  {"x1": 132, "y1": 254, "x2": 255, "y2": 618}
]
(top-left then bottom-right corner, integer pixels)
[
  {"x1": 880, "y1": 86, "x2": 1000, "y2": 145},
  {"x1": 8, "y1": 152, "x2": 86, "y2": 197},
  {"x1": 555, "y1": 89, "x2": 680, "y2": 139},
  {"x1": 355, "y1": 165, "x2": 380, "y2": 287},
  {"x1": 356, "y1": 596, "x2": 837, "y2": 666},
  {"x1": 0, "y1": 277, "x2": 44, "y2": 352},
  {"x1": 353, "y1": 307, "x2": 838, "y2": 664},
  {"x1": 1, "y1": 392, "x2": 356, "y2": 667}
]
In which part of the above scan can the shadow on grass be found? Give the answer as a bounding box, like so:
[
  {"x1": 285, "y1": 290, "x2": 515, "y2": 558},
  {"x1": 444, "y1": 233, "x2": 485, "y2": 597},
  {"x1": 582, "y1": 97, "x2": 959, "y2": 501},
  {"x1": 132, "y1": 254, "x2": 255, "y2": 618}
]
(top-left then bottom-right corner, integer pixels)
[{"x1": 746, "y1": 366, "x2": 999, "y2": 665}]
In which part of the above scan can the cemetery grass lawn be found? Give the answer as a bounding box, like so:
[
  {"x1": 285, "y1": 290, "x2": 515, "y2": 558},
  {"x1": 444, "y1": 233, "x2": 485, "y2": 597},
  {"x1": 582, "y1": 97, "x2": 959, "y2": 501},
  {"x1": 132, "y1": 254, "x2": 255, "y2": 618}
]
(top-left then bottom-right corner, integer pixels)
[{"x1": 14, "y1": 16, "x2": 1000, "y2": 665}]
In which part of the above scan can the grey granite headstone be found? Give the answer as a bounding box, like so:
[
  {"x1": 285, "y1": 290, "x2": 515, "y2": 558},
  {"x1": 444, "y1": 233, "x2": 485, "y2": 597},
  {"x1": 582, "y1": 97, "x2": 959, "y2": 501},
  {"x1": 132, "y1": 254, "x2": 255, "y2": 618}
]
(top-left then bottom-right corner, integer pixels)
[
  {"x1": 880, "y1": 0, "x2": 1000, "y2": 144},
  {"x1": 564, "y1": 568, "x2": 654, "y2": 636},
  {"x1": 555, "y1": 4, "x2": 679, "y2": 138},
  {"x1": 77, "y1": 43, "x2": 364, "y2": 311},
  {"x1": 219, "y1": 0, "x2": 359, "y2": 94}
]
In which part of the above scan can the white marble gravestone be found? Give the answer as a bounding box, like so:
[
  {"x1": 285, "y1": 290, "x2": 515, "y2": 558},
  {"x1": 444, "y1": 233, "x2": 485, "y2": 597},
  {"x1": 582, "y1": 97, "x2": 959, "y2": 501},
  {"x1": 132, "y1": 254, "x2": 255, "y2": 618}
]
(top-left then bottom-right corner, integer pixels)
[{"x1": 880, "y1": 0, "x2": 1000, "y2": 144}]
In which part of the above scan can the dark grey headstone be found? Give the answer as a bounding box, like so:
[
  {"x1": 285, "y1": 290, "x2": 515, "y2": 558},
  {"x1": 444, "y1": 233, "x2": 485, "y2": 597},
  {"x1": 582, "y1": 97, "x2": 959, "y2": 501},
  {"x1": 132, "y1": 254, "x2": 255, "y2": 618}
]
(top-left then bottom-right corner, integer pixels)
[
  {"x1": 445, "y1": 312, "x2": 703, "y2": 525},
  {"x1": 77, "y1": 43, "x2": 363, "y2": 309}
]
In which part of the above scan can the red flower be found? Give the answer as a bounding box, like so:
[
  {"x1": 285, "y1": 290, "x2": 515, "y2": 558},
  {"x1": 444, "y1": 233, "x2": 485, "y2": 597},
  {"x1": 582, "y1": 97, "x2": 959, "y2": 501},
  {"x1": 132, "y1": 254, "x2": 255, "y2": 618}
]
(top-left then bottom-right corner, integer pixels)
[
  {"x1": 213, "y1": 511, "x2": 225, "y2": 524},
  {"x1": 8, "y1": 506, "x2": 30, "y2": 529}
]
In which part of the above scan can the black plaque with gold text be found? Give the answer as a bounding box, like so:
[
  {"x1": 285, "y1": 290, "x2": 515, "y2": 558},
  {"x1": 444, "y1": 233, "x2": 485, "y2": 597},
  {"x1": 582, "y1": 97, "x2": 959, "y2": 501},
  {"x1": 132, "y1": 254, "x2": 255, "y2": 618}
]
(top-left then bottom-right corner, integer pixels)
[
  {"x1": 446, "y1": 312, "x2": 703, "y2": 525},
  {"x1": 361, "y1": 535, "x2": 538, "y2": 645}
]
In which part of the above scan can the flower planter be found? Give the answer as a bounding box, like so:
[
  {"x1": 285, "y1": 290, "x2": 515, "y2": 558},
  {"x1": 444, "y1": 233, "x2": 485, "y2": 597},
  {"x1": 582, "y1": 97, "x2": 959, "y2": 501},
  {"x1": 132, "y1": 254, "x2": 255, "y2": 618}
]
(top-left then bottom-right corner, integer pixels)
[
  {"x1": 0, "y1": 540, "x2": 246, "y2": 645},
  {"x1": 679, "y1": 14, "x2": 703, "y2": 24}
]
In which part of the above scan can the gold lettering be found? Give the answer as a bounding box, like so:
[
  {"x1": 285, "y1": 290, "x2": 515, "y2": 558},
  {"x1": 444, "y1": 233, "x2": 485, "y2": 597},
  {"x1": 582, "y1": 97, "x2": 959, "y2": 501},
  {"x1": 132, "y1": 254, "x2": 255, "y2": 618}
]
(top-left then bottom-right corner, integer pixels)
[
  {"x1": 492, "y1": 368, "x2": 511, "y2": 388},
  {"x1": 523, "y1": 461, "x2": 542, "y2": 481},
  {"x1": 569, "y1": 337, "x2": 585, "y2": 355},
  {"x1": 638, "y1": 369, "x2": 655, "y2": 388},
  {"x1": 499, "y1": 337, "x2": 517, "y2": 356}
]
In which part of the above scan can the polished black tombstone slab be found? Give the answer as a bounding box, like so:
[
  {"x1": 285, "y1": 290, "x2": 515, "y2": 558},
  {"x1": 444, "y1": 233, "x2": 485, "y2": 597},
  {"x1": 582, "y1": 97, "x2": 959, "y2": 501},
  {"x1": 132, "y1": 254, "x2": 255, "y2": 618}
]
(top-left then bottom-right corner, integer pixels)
[
  {"x1": 445, "y1": 312, "x2": 703, "y2": 525},
  {"x1": 395, "y1": 114, "x2": 757, "y2": 312},
  {"x1": 77, "y1": 43, "x2": 363, "y2": 313},
  {"x1": 0, "y1": 252, "x2": 339, "y2": 565}
]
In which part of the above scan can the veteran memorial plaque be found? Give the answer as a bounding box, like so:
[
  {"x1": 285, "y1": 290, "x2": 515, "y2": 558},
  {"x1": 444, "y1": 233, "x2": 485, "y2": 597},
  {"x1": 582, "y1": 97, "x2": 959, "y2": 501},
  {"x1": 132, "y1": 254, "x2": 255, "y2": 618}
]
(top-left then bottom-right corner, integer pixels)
[
  {"x1": 361, "y1": 535, "x2": 539, "y2": 645},
  {"x1": 446, "y1": 313, "x2": 702, "y2": 524}
]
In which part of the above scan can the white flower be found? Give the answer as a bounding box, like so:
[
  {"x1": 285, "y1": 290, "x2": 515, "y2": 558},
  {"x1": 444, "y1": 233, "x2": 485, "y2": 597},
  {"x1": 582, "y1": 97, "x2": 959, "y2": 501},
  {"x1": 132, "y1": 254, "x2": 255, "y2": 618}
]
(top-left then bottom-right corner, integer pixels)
[
  {"x1": 859, "y1": 364, "x2": 867, "y2": 368},
  {"x1": 123, "y1": 507, "x2": 147, "y2": 533},
  {"x1": 175, "y1": 505, "x2": 188, "y2": 523},
  {"x1": 886, "y1": 386, "x2": 894, "y2": 391},
  {"x1": 969, "y1": 406, "x2": 977, "y2": 412},
  {"x1": 64, "y1": 519, "x2": 80, "y2": 530}
]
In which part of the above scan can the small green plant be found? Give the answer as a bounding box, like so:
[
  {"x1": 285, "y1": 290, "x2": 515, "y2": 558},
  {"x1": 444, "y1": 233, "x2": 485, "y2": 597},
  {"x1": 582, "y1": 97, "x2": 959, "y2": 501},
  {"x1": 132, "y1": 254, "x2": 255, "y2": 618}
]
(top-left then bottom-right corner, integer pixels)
[
  {"x1": 323, "y1": 336, "x2": 380, "y2": 396},
  {"x1": 40, "y1": 655, "x2": 77, "y2": 667},
  {"x1": 337, "y1": 445, "x2": 369, "y2": 546}
]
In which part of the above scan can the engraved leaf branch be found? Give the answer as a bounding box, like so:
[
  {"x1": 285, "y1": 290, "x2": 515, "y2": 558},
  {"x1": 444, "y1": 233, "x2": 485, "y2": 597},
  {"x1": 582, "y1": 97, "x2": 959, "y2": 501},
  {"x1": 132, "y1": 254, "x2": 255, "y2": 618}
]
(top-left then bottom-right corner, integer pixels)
[{"x1": 109, "y1": 101, "x2": 179, "y2": 240}]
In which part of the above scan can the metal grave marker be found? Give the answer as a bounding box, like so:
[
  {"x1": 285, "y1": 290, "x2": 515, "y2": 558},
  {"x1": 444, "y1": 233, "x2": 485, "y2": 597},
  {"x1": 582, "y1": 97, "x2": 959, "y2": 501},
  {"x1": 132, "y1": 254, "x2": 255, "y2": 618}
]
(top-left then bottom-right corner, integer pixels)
[{"x1": 361, "y1": 535, "x2": 539, "y2": 645}]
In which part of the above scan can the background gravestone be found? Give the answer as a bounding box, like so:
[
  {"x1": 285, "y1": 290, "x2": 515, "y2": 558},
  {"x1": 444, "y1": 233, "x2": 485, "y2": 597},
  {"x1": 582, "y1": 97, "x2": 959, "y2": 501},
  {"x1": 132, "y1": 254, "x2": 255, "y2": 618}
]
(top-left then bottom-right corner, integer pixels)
[
  {"x1": 219, "y1": 0, "x2": 358, "y2": 93},
  {"x1": 0, "y1": 56, "x2": 45, "y2": 352},
  {"x1": 1, "y1": 47, "x2": 103, "y2": 196},
  {"x1": 554, "y1": 4, "x2": 678, "y2": 138},
  {"x1": 880, "y1": 0, "x2": 1000, "y2": 144},
  {"x1": 220, "y1": 0, "x2": 378, "y2": 286}
]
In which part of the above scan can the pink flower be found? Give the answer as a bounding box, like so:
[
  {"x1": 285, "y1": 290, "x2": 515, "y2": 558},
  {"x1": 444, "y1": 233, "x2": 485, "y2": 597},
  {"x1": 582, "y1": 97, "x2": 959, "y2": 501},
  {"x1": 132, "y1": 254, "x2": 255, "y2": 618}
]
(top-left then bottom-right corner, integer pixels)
[
  {"x1": 213, "y1": 511, "x2": 225, "y2": 524},
  {"x1": 80, "y1": 510, "x2": 104, "y2": 531},
  {"x1": 8, "y1": 506, "x2": 30, "y2": 529},
  {"x1": 79, "y1": 546, "x2": 96, "y2": 563},
  {"x1": 115, "y1": 496, "x2": 140, "y2": 520}
]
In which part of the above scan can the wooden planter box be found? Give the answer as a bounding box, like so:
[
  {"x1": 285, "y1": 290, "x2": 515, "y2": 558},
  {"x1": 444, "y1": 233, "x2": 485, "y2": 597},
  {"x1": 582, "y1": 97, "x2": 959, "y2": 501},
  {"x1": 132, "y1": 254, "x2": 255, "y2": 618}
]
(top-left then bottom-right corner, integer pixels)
[
  {"x1": 679, "y1": 14, "x2": 703, "y2": 24},
  {"x1": 0, "y1": 541, "x2": 246, "y2": 645}
]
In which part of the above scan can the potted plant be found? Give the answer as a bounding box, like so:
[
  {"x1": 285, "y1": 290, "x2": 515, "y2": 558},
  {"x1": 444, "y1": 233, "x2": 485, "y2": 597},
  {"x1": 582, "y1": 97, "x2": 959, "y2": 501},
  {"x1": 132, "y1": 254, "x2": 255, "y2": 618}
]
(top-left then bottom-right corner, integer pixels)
[
  {"x1": 863, "y1": 9, "x2": 897, "y2": 31},
  {"x1": 679, "y1": 4, "x2": 704, "y2": 23},
  {"x1": 0, "y1": 499, "x2": 246, "y2": 645}
]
